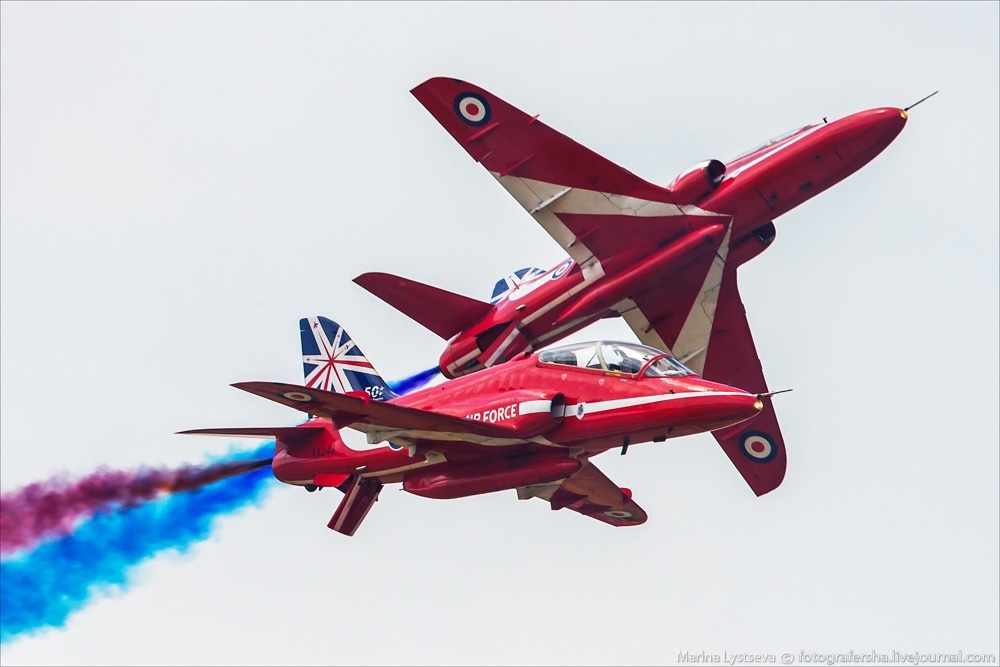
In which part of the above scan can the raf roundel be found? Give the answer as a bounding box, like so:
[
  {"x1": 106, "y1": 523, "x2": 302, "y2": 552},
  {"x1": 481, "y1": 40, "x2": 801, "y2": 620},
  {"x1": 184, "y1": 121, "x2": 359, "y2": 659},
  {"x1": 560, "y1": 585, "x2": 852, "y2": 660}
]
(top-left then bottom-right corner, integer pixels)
[
  {"x1": 739, "y1": 431, "x2": 777, "y2": 463},
  {"x1": 551, "y1": 259, "x2": 574, "y2": 280},
  {"x1": 281, "y1": 390, "x2": 315, "y2": 403},
  {"x1": 453, "y1": 92, "x2": 491, "y2": 126}
]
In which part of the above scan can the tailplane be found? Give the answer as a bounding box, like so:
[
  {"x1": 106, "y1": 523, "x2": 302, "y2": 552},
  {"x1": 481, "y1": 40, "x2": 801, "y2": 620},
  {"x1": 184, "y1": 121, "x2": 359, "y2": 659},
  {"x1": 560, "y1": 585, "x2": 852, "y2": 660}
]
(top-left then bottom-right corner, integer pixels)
[
  {"x1": 354, "y1": 272, "x2": 492, "y2": 340},
  {"x1": 300, "y1": 316, "x2": 397, "y2": 401}
]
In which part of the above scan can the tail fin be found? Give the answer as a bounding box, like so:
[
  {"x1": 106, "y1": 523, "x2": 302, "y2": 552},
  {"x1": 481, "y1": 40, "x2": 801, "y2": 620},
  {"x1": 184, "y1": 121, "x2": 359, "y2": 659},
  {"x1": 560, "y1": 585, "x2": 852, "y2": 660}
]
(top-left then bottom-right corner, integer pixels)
[
  {"x1": 299, "y1": 317, "x2": 397, "y2": 402},
  {"x1": 353, "y1": 272, "x2": 492, "y2": 340},
  {"x1": 328, "y1": 477, "x2": 382, "y2": 537}
]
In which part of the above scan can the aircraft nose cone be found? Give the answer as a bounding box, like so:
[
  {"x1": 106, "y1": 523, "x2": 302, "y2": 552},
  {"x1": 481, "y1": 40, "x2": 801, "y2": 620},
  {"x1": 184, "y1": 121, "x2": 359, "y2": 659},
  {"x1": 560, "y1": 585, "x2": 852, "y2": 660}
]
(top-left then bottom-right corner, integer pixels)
[
  {"x1": 692, "y1": 391, "x2": 764, "y2": 431},
  {"x1": 837, "y1": 107, "x2": 907, "y2": 162},
  {"x1": 866, "y1": 106, "x2": 908, "y2": 136},
  {"x1": 734, "y1": 392, "x2": 765, "y2": 421}
]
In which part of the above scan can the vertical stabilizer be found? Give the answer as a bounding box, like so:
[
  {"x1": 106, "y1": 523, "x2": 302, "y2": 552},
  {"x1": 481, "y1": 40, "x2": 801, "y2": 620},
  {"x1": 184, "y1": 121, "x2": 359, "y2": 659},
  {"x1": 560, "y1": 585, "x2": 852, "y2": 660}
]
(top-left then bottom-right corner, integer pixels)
[{"x1": 299, "y1": 317, "x2": 398, "y2": 401}]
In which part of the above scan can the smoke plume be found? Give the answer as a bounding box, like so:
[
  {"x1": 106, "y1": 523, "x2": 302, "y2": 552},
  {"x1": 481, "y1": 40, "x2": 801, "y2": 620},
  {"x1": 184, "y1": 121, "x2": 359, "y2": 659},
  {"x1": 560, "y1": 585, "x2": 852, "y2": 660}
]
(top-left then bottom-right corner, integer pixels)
[
  {"x1": 0, "y1": 443, "x2": 276, "y2": 644},
  {"x1": 389, "y1": 366, "x2": 440, "y2": 395}
]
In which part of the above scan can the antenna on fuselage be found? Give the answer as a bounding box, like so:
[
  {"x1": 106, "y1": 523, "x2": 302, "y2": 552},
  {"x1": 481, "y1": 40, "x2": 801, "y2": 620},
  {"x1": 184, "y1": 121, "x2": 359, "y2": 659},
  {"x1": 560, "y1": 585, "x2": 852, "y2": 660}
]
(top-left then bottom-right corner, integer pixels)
[
  {"x1": 904, "y1": 91, "x2": 939, "y2": 112},
  {"x1": 757, "y1": 389, "x2": 793, "y2": 399}
]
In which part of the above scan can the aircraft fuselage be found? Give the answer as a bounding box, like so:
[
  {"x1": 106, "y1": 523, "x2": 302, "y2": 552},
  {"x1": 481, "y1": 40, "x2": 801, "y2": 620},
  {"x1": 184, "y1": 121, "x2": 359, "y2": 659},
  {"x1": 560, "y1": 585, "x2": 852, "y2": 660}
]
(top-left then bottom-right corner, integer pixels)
[
  {"x1": 270, "y1": 343, "x2": 761, "y2": 496},
  {"x1": 438, "y1": 106, "x2": 907, "y2": 377}
]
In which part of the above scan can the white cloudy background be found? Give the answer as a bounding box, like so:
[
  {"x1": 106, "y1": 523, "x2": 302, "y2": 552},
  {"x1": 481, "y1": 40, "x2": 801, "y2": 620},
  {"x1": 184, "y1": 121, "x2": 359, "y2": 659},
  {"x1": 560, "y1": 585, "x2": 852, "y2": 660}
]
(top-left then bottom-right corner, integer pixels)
[{"x1": 2, "y1": 3, "x2": 997, "y2": 665}]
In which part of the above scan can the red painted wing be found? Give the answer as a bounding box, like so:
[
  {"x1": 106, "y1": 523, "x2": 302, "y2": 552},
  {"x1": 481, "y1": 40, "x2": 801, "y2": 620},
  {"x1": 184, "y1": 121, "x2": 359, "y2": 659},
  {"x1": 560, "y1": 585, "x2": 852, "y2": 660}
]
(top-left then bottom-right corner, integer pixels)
[
  {"x1": 622, "y1": 263, "x2": 787, "y2": 496},
  {"x1": 412, "y1": 77, "x2": 669, "y2": 199},
  {"x1": 526, "y1": 460, "x2": 647, "y2": 527},
  {"x1": 700, "y1": 268, "x2": 787, "y2": 496},
  {"x1": 411, "y1": 77, "x2": 717, "y2": 269},
  {"x1": 231, "y1": 381, "x2": 524, "y2": 444}
]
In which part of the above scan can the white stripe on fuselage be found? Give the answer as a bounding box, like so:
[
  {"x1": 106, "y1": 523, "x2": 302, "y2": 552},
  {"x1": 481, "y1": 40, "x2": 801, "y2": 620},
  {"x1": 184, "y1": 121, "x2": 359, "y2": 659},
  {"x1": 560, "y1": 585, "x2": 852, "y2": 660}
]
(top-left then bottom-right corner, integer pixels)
[
  {"x1": 519, "y1": 260, "x2": 604, "y2": 327},
  {"x1": 518, "y1": 399, "x2": 553, "y2": 415},
  {"x1": 561, "y1": 390, "x2": 749, "y2": 418},
  {"x1": 359, "y1": 393, "x2": 747, "y2": 446},
  {"x1": 448, "y1": 260, "x2": 605, "y2": 374},
  {"x1": 485, "y1": 326, "x2": 524, "y2": 367}
]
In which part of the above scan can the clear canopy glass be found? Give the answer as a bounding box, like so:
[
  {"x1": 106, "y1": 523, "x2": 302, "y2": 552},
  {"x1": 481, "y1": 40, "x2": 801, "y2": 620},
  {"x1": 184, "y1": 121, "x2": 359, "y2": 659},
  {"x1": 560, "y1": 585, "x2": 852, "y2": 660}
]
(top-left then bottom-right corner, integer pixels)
[
  {"x1": 730, "y1": 124, "x2": 817, "y2": 162},
  {"x1": 538, "y1": 341, "x2": 694, "y2": 377}
]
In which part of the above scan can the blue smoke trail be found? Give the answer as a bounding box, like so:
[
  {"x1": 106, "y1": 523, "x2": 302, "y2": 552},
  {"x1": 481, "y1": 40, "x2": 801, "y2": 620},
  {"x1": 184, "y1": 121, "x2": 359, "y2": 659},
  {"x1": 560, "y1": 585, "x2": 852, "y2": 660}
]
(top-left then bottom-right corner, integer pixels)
[
  {"x1": 389, "y1": 366, "x2": 440, "y2": 395},
  {"x1": 0, "y1": 442, "x2": 276, "y2": 645}
]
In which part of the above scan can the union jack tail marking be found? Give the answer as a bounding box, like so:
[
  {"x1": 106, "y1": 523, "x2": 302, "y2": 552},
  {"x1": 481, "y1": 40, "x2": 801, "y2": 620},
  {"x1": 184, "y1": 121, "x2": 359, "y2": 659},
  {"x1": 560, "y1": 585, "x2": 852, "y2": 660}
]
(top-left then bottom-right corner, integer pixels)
[
  {"x1": 490, "y1": 267, "x2": 547, "y2": 304},
  {"x1": 299, "y1": 317, "x2": 397, "y2": 401}
]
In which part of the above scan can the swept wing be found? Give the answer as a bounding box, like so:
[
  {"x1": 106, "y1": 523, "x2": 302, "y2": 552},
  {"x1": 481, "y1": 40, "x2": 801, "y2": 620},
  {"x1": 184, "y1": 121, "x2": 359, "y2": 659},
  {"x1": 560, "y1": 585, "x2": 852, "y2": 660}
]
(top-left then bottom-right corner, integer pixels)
[
  {"x1": 411, "y1": 77, "x2": 728, "y2": 276},
  {"x1": 232, "y1": 381, "x2": 537, "y2": 448},
  {"x1": 519, "y1": 460, "x2": 647, "y2": 527},
  {"x1": 621, "y1": 261, "x2": 787, "y2": 496},
  {"x1": 414, "y1": 77, "x2": 785, "y2": 495}
]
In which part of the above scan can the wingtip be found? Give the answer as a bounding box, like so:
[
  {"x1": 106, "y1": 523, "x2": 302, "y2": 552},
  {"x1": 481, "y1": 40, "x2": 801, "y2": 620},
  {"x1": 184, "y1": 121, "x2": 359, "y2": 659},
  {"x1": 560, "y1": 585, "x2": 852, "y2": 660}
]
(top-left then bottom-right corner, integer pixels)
[
  {"x1": 230, "y1": 381, "x2": 276, "y2": 395},
  {"x1": 751, "y1": 466, "x2": 787, "y2": 497},
  {"x1": 410, "y1": 77, "x2": 449, "y2": 95},
  {"x1": 411, "y1": 76, "x2": 476, "y2": 101},
  {"x1": 353, "y1": 271, "x2": 387, "y2": 288}
]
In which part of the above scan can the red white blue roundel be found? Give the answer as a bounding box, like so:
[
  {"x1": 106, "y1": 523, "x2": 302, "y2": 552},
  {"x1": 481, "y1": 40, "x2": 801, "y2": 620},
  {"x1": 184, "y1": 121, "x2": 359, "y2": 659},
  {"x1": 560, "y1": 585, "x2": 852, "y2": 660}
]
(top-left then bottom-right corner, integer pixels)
[
  {"x1": 454, "y1": 92, "x2": 491, "y2": 126},
  {"x1": 551, "y1": 259, "x2": 574, "y2": 280},
  {"x1": 740, "y1": 431, "x2": 777, "y2": 463},
  {"x1": 281, "y1": 390, "x2": 315, "y2": 403}
]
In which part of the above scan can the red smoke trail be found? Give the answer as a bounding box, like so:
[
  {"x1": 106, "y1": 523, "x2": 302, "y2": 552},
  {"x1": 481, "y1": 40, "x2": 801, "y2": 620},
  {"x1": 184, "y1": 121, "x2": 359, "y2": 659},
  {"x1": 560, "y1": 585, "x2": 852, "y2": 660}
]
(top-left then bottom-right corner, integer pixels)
[{"x1": 0, "y1": 456, "x2": 271, "y2": 557}]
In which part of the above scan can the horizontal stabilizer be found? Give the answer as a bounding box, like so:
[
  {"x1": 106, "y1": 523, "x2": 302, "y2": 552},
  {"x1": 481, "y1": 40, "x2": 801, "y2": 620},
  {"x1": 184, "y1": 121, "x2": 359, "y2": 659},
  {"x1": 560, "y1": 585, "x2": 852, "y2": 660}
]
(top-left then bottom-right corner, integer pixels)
[
  {"x1": 232, "y1": 381, "x2": 524, "y2": 443},
  {"x1": 178, "y1": 426, "x2": 327, "y2": 446},
  {"x1": 354, "y1": 272, "x2": 492, "y2": 340}
]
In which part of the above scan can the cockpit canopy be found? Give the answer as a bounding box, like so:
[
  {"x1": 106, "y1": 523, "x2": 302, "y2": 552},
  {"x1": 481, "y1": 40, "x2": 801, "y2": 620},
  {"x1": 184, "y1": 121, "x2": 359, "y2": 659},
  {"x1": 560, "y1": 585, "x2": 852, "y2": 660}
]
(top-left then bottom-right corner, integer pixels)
[
  {"x1": 538, "y1": 341, "x2": 694, "y2": 377},
  {"x1": 731, "y1": 124, "x2": 817, "y2": 162}
]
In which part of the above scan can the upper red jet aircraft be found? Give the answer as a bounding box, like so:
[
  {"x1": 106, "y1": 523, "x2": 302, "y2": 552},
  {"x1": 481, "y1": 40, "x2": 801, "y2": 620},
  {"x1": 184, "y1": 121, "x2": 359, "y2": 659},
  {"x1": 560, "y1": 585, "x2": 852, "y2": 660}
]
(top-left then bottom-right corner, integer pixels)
[
  {"x1": 183, "y1": 317, "x2": 763, "y2": 536},
  {"x1": 356, "y1": 77, "x2": 909, "y2": 497}
]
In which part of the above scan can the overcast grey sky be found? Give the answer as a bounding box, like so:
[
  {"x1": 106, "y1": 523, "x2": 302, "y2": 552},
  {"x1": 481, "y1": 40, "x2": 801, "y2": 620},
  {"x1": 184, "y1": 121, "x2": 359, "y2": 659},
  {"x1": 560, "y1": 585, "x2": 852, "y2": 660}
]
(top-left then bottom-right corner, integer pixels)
[{"x1": 1, "y1": 2, "x2": 997, "y2": 665}]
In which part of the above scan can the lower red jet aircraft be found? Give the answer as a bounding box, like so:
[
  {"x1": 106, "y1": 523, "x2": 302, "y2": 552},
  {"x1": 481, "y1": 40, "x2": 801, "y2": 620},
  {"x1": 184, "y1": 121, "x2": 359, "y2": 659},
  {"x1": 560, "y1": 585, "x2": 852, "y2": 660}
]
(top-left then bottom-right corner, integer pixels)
[
  {"x1": 354, "y1": 77, "x2": 912, "y2": 497},
  {"x1": 182, "y1": 317, "x2": 764, "y2": 536}
]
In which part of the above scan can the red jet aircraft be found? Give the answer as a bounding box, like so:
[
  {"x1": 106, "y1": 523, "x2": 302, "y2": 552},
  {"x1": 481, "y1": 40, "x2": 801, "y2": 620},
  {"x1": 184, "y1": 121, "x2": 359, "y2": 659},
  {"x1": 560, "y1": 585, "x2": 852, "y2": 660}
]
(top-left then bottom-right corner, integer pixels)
[
  {"x1": 182, "y1": 317, "x2": 763, "y2": 536},
  {"x1": 355, "y1": 77, "x2": 911, "y2": 497}
]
